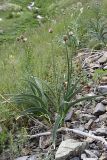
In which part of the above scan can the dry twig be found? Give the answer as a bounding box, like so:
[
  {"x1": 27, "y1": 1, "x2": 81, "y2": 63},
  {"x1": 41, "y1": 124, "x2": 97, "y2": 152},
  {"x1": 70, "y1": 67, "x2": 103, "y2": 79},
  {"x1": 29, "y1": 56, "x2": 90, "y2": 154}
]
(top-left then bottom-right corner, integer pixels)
[{"x1": 27, "y1": 127, "x2": 107, "y2": 147}]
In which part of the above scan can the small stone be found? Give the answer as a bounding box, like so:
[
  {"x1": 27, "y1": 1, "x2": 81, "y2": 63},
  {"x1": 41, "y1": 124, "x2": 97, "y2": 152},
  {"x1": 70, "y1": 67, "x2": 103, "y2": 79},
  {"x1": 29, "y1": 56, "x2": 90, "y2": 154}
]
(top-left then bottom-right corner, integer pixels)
[
  {"x1": 55, "y1": 139, "x2": 87, "y2": 160},
  {"x1": 86, "y1": 137, "x2": 94, "y2": 144},
  {"x1": 75, "y1": 110, "x2": 81, "y2": 116},
  {"x1": 102, "y1": 99, "x2": 107, "y2": 105},
  {"x1": 90, "y1": 143, "x2": 99, "y2": 150},
  {"x1": 81, "y1": 153, "x2": 87, "y2": 159},
  {"x1": 97, "y1": 85, "x2": 107, "y2": 94},
  {"x1": 103, "y1": 66, "x2": 107, "y2": 70},
  {"x1": 90, "y1": 63, "x2": 100, "y2": 70},
  {"x1": 99, "y1": 113, "x2": 107, "y2": 121},
  {"x1": 80, "y1": 114, "x2": 96, "y2": 122},
  {"x1": 95, "y1": 128, "x2": 107, "y2": 136},
  {"x1": 85, "y1": 119, "x2": 94, "y2": 130},
  {"x1": 94, "y1": 118, "x2": 100, "y2": 123},
  {"x1": 99, "y1": 152, "x2": 107, "y2": 160},
  {"x1": 95, "y1": 96, "x2": 104, "y2": 102},
  {"x1": 91, "y1": 150, "x2": 100, "y2": 158},
  {"x1": 93, "y1": 103, "x2": 106, "y2": 116},
  {"x1": 98, "y1": 55, "x2": 107, "y2": 64},
  {"x1": 64, "y1": 110, "x2": 74, "y2": 122},
  {"x1": 85, "y1": 150, "x2": 98, "y2": 159},
  {"x1": 75, "y1": 125, "x2": 85, "y2": 132},
  {"x1": 100, "y1": 76, "x2": 107, "y2": 85}
]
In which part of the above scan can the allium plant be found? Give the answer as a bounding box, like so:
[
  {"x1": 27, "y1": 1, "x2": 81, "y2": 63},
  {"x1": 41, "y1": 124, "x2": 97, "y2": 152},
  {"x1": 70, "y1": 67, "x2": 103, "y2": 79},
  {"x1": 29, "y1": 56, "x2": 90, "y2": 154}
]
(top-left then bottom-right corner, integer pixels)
[{"x1": 10, "y1": 32, "x2": 100, "y2": 148}]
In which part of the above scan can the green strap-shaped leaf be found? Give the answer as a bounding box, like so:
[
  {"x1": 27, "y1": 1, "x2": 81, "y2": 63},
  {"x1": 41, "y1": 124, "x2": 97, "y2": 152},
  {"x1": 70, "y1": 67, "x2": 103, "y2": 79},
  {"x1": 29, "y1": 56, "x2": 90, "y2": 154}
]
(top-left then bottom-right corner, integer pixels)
[{"x1": 52, "y1": 115, "x2": 61, "y2": 149}]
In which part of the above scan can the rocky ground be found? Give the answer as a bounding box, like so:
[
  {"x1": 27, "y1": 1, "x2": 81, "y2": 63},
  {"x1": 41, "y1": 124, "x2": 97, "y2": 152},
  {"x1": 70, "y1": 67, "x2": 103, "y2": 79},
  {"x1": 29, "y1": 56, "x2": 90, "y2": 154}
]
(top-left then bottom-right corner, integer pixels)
[{"x1": 7, "y1": 49, "x2": 106, "y2": 160}]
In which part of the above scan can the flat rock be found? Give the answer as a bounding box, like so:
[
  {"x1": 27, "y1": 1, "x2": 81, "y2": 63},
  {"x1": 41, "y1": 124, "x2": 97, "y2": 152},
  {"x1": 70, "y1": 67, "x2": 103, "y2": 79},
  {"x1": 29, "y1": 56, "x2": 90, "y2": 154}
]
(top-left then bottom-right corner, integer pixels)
[
  {"x1": 55, "y1": 139, "x2": 87, "y2": 160},
  {"x1": 97, "y1": 85, "x2": 107, "y2": 94},
  {"x1": 93, "y1": 103, "x2": 106, "y2": 116}
]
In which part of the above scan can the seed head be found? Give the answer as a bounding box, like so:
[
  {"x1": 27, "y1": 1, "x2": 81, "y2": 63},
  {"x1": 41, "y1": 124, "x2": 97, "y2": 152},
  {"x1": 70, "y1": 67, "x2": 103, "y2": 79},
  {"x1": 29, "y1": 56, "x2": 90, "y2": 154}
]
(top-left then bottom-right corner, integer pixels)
[
  {"x1": 63, "y1": 35, "x2": 68, "y2": 42},
  {"x1": 63, "y1": 81, "x2": 68, "y2": 90},
  {"x1": 68, "y1": 31, "x2": 74, "y2": 36},
  {"x1": 23, "y1": 37, "x2": 27, "y2": 42},
  {"x1": 49, "y1": 28, "x2": 53, "y2": 33},
  {"x1": 20, "y1": 35, "x2": 24, "y2": 40},
  {"x1": 16, "y1": 37, "x2": 20, "y2": 41}
]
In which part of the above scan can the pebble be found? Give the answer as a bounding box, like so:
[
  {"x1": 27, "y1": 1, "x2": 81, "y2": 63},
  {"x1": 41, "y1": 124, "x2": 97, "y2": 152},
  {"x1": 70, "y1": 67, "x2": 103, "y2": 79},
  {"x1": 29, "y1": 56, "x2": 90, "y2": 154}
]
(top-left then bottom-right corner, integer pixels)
[
  {"x1": 103, "y1": 66, "x2": 107, "y2": 70},
  {"x1": 95, "y1": 96, "x2": 104, "y2": 102},
  {"x1": 102, "y1": 99, "x2": 107, "y2": 105},
  {"x1": 95, "y1": 127, "x2": 107, "y2": 136},
  {"x1": 80, "y1": 114, "x2": 96, "y2": 121},
  {"x1": 98, "y1": 55, "x2": 107, "y2": 64},
  {"x1": 93, "y1": 103, "x2": 106, "y2": 116},
  {"x1": 99, "y1": 113, "x2": 107, "y2": 121},
  {"x1": 97, "y1": 85, "x2": 107, "y2": 94},
  {"x1": 85, "y1": 119, "x2": 94, "y2": 130},
  {"x1": 100, "y1": 76, "x2": 107, "y2": 85},
  {"x1": 99, "y1": 152, "x2": 107, "y2": 160},
  {"x1": 85, "y1": 149, "x2": 98, "y2": 159}
]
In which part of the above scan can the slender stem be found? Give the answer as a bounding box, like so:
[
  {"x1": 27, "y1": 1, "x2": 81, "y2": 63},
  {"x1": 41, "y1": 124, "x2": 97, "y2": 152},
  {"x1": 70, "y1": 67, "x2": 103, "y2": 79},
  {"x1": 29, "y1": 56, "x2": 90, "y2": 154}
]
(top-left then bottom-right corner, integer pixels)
[{"x1": 65, "y1": 44, "x2": 70, "y2": 90}]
